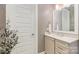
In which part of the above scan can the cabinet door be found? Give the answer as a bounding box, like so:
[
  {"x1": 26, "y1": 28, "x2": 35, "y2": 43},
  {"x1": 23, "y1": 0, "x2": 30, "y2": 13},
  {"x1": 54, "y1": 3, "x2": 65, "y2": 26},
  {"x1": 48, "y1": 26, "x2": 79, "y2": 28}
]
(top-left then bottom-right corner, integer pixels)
[{"x1": 45, "y1": 36, "x2": 54, "y2": 54}]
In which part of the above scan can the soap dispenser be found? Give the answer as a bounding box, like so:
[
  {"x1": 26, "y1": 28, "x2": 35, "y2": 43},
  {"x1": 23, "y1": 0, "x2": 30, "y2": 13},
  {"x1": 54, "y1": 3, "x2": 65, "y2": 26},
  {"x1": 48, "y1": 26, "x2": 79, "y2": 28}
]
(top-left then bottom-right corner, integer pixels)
[
  {"x1": 48, "y1": 24, "x2": 52, "y2": 33},
  {"x1": 57, "y1": 24, "x2": 59, "y2": 31}
]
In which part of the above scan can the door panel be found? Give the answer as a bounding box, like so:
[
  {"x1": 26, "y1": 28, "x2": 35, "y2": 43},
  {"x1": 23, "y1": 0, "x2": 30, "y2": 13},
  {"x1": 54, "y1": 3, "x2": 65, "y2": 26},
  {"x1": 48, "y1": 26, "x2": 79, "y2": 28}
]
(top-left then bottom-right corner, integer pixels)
[{"x1": 6, "y1": 4, "x2": 37, "y2": 54}]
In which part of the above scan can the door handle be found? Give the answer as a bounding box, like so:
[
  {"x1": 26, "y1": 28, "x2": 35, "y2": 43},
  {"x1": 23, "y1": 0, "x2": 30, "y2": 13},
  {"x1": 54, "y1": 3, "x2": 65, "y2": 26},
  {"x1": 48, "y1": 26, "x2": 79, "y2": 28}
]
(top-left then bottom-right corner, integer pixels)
[{"x1": 32, "y1": 33, "x2": 35, "y2": 36}]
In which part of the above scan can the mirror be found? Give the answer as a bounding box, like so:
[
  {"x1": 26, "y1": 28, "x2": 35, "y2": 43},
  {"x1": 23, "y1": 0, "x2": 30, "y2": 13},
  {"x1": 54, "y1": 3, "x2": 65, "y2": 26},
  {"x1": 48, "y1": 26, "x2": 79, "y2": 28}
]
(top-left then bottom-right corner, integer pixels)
[{"x1": 53, "y1": 4, "x2": 75, "y2": 32}]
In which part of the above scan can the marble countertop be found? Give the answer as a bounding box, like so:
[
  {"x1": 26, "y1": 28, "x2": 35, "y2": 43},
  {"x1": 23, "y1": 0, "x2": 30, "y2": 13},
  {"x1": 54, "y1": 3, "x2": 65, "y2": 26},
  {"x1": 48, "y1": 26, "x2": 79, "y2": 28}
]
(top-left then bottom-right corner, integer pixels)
[{"x1": 45, "y1": 32, "x2": 78, "y2": 43}]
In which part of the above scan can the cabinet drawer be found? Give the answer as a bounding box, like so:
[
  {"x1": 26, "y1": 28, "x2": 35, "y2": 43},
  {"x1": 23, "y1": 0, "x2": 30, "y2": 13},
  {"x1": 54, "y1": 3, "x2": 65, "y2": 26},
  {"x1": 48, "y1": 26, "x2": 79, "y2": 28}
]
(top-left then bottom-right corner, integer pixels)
[
  {"x1": 55, "y1": 47, "x2": 64, "y2": 54},
  {"x1": 55, "y1": 40, "x2": 69, "y2": 48},
  {"x1": 55, "y1": 52, "x2": 62, "y2": 54},
  {"x1": 55, "y1": 47, "x2": 69, "y2": 54},
  {"x1": 56, "y1": 42, "x2": 69, "y2": 51},
  {"x1": 55, "y1": 40, "x2": 69, "y2": 54}
]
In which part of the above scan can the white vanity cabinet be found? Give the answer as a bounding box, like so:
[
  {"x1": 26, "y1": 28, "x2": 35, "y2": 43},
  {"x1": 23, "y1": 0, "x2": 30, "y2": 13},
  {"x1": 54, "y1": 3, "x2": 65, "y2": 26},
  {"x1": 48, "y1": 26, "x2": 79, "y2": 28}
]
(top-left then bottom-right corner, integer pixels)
[
  {"x1": 55, "y1": 39, "x2": 79, "y2": 54},
  {"x1": 45, "y1": 33, "x2": 79, "y2": 54},
  {"x1": 45, "y1": 35, "x2": 55, "y2": 54}
]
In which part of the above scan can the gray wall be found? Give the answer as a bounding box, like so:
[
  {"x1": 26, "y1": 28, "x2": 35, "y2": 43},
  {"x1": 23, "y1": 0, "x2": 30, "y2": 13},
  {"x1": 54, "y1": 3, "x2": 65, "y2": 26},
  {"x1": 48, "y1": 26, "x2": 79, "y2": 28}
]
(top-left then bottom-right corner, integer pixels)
[
  {"x1": 0, "y1": 4, "x2": 6, "y2": 43},
  {"x1": 38, "y1": 4, "x2": 55, "y2": 53},
  {"x1": 0, "y1": 4, "x2": 6, "y2": 31}
]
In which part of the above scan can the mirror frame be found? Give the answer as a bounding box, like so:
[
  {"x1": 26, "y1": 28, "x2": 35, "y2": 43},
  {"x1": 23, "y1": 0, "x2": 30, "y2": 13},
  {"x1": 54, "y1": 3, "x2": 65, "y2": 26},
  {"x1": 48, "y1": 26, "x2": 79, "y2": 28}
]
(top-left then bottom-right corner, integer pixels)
[{"x1": 52, "y1": 4, "x2": 78, "y2": 34}]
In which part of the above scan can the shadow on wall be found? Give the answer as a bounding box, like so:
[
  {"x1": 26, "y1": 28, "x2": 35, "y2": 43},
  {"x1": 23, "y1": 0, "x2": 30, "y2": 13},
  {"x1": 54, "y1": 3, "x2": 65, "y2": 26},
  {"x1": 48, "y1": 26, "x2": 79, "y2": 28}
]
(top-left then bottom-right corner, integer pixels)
[{"x1": 38, "y1": 4, "x2": 55, "y2": 53}]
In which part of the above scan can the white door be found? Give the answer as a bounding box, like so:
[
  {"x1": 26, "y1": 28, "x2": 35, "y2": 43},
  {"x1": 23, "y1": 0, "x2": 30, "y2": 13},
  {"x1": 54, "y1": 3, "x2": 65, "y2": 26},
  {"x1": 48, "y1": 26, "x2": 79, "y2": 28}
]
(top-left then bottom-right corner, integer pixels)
[{"x1": 6, "y1": 4, "x2": 38, "y2": 54}]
